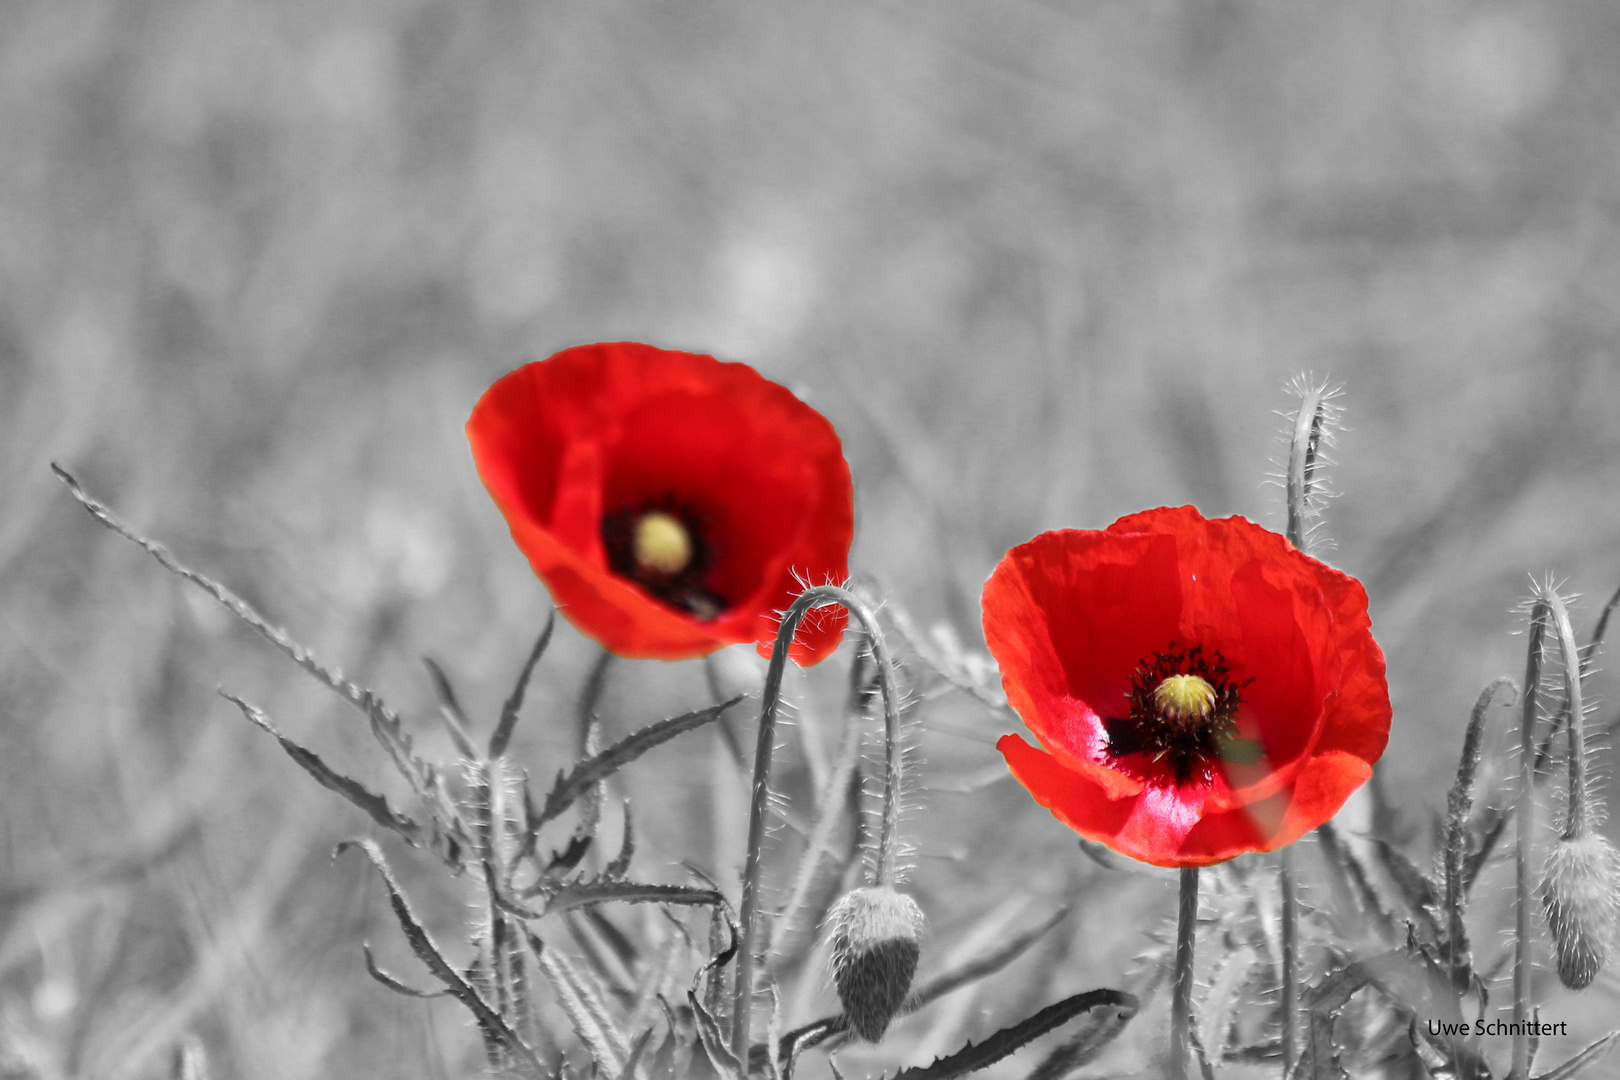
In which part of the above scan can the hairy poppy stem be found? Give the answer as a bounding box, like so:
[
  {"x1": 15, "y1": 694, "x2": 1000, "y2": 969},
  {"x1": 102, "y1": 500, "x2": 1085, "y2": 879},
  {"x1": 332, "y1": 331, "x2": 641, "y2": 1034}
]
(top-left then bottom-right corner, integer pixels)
[
  {"x1": 1513, "y1": 597, "x2": 1550, "y2": 1080},
  {"x1": 1280, "y1": 378, "x2": 1331, "y2": 1075},
  {"x1": 1283, "y1": 375, "x2": 1338, "y2": 555},
  {"x1": 1171, "y1": 866, "x2": 1199, "y2": 1080},
  {"x1": 1279, "y1": 849, "x2": 1298, "y2": 1074},
  {"x1": 732, "y1": 584, "x2": 903, "y2": 1064},
  {"x1": 1543, "y1": 595, "x2": 1588, "y2": 840}
]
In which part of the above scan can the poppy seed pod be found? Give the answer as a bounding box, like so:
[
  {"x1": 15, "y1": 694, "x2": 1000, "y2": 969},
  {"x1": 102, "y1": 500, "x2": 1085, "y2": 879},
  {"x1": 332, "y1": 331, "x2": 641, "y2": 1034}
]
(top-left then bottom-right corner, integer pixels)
[
  {"x1": 827, "y1": 886, "x2": 925, "y2": 1042},
  {"x1": 1539, "y1": 832, "x2": 1620, "y2": 990}
]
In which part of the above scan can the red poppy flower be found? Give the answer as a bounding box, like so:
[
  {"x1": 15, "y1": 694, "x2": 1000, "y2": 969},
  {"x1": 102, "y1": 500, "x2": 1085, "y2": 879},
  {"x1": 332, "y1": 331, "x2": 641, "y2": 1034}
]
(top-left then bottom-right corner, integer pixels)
[
  {"x1": 983, "y1": 506, "x2": 1390, "y2": 868},
  {"x1": 467, "y1": 343, "x2": 853, "y2": 664}
]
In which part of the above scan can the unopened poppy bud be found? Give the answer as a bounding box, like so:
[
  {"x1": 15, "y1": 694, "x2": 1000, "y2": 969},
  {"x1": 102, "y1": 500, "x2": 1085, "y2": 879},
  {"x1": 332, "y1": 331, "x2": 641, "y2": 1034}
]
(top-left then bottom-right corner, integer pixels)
[
  {"x1": 827, "y1": 885, "x2": 925, "y2": 1041},
  {"x1": 1539, "y1": 833, "x2": 1620, "y2": 990}
]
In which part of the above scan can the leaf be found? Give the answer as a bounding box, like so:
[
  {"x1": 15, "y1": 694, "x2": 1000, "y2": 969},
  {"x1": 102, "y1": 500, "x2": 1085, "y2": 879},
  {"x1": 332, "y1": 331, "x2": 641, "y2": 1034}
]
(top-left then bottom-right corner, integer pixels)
[
  {"x1": 1371, "y1": 838, "x2": 1444, "y2": 944},
  {"x1": 689, "y1": 990, "x2": 747, "y2": 1080},
  {"x1": 223, "y1": 693, "x2": 425, "y2": 844},
  {"x1": 1315, "y1": 821, "x2": 1397, "y2": 939},
  {"x1": 881, "y1": 989, "x2": 1137, "y2": 1080},
  {"x1": 1532, "y1": 1030, "x2": 1620, "y2": 1080},
  {"x1": 490, "y1": 613, "x2": 557, "y2": 759},
  {"x1": 606, "y1": 800, "x2": 636, "y2": 880},
  {"x1": 530, "y1": 929, "x2": 630, "y2": 1073},
  {"x1": 1197, "y1": 941, "x2": 1260, "y2": 1069},
  {"x1": 536, "y1": 880, "x2": 726, "y2": 919},
  {"x1": 534, "y1": 698, "x2": 744, "y2": 829},
  {"x1": 1301, "y1": 950, "x2": 1477, "y2": 1080},
  {"x1": 337, "y1": 839, "x2": 545, "y2": 1072},
  {"x1": 626, "y1": 933, "x2": 685, "y2": 1054},
  {"x1": 1445, "y1": 679, "x2": 1516, "y2": 914},
  {"x1": 56, "y1": 466, "x2": 465, "y2": 861},
  {"x1": 614, "y1": 1026, "x2": 657, "y2": 1080},
  {"x1": 362, "y1": 942, "x2": 451, "y2": 999},
  {"x1": 422, "y1": 656, "x2": 478, "y2": 760},
  {"x1": 540, "y1": 834, "x2": 593, "y2": 881}
]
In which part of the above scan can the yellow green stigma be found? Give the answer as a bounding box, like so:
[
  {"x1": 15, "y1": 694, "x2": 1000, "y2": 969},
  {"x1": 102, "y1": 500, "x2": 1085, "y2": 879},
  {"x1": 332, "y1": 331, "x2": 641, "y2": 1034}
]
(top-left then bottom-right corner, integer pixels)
[
  {"x1": 1106, "y1": 644, "x2": 1251, "y2": 785},
  {"x1": 1153, "y1": 674, "x2": 1217, "y2": 722},
  {"x1": 632, "y1": 511, "x2": 693, "y2": 577}
]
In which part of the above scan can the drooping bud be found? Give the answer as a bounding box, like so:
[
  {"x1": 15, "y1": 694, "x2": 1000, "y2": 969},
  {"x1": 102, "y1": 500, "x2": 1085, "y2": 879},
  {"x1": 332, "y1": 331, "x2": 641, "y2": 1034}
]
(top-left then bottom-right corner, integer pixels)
[
  {"x1": 827, "y1": 885, "x2": 925, "y2": 1041},
  {"x1": 1533, "y1": 587, "x2": 1620, "y2": 991},
  {"x1": 1539, "y1": 832, "x2": 1620, "y2": 990}
]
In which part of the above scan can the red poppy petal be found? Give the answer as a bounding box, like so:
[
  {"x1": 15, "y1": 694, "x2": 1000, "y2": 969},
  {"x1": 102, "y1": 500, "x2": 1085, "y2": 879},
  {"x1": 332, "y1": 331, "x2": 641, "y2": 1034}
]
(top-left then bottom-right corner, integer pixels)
[
  {"x1": 1110, "y1": 509, "x2": 1338, "y2": 767},
  {"x1": 499, "y1": 502, "x2": 726, "y2": 659},
  {"x1": 1305, "y1": 565, "x2": 1393, "y2": 768},
  {"x1": 1000, "y1": 734, "x2": 1229, "y2": 867},
  {"x1": 468, "y1": 343, "x2": 853, "y2": 664},
  {"x1": 1190, "y1": 749, "x2": 1373, "y2": 862},
  {"x1": 998, "y1": 733, "x2": 1137, "y2": 847},
  {"x1": 982, "y1": 528, "x2": 1181, "y2": 796},
  {"x1": 987, "y1": 505, "x2": 1391, "y2": 867}
]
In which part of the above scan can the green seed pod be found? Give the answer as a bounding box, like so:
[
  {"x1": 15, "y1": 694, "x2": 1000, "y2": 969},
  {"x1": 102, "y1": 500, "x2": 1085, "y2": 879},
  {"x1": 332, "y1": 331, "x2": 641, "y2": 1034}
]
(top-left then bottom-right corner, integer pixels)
[
  {"x1": 1539, "y1": 832, "x2": 1620, "y2": 990},
  {"x1": 827, "y1": 885, "x2": 925, "y2": 1041}
]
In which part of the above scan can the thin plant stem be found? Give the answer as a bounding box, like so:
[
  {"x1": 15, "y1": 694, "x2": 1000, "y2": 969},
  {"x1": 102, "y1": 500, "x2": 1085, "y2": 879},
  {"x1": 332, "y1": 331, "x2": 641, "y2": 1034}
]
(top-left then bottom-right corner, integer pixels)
[
  {"x1": 1513, "y1": 598, "x2": 1549, "y2": 1080},
  {"x1": 731, "y1": 584, "x2": 903, "y2": 1065},
  {"x1": 1279, "y1": 849, "x2": 1298, "y2": 1076},
  {"x1": 1279, "y1": 380, "x2": 1329, "y2": 1074},
  {"x1": 1171, "y1": 866, "x2": 1200, "y2": 1080}
]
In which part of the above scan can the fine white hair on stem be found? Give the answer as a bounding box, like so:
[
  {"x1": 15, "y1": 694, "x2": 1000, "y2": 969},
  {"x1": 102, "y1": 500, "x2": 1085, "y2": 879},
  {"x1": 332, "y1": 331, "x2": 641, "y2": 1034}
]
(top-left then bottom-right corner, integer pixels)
[{"x1": 1265, "y1": 373, "x2": 1345, "y2": 557}]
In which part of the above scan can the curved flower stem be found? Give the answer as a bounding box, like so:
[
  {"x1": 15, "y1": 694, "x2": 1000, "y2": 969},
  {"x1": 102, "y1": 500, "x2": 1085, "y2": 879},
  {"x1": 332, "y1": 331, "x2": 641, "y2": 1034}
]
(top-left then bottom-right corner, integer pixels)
[
  {"x1": 731, "y1": 584, "x2": 904, "y2": 1065},
  {"x1": 1513, "y1": 597, "x2": 1550, "y2": 1080},
  {"x1": 1171, "y1": 866, "x2": 1199, "y2": 1080},
  {"x1": 1543, "y1": 594, "x2": 1588, "y2": 840}
]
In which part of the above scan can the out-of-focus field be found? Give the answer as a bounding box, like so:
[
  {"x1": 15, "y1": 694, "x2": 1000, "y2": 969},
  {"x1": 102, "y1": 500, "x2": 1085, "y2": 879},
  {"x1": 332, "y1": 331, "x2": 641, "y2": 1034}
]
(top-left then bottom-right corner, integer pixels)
[{"x1": 3, "y1": 3, "x2": 1620, "y2": 1077}]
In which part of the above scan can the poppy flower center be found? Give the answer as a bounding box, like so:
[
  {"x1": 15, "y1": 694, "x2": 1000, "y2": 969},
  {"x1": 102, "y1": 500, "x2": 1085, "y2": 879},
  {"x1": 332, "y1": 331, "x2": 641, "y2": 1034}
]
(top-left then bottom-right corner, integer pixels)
[
  {"x1": 1152, "y1": 674, "x2": 1216, "y2": 722},
  {"x1": 1103, "y1": 644, "x2": 1252, "y2": 786},
  {"x1": 631, "y1": 511, "x2": 693, "y2": 577},
  {"x1": 602, "y1": 504, "x2": 727, "y2": 621}
]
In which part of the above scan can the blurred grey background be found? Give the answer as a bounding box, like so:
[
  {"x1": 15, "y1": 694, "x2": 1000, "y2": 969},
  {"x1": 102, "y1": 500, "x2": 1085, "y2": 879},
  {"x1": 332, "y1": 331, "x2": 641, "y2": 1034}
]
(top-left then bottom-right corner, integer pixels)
[{"x1": 3, "y1": 2, "x2": 1620, "y2": 1077}]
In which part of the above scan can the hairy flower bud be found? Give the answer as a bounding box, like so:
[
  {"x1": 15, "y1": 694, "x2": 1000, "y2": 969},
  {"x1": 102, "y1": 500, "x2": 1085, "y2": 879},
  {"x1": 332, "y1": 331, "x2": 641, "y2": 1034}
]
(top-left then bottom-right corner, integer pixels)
[
  {"x1": 1539, "y1": 833, "x2": 1620, "y2": 990},
  {"x1": 827, "y1": 886, "x2": 925, "y2": 1041}
]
